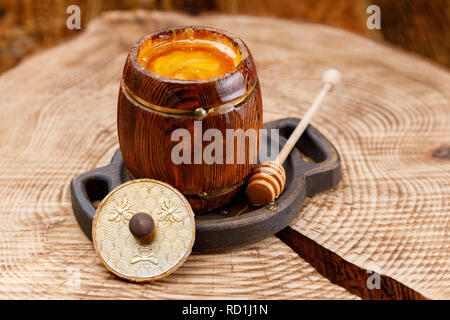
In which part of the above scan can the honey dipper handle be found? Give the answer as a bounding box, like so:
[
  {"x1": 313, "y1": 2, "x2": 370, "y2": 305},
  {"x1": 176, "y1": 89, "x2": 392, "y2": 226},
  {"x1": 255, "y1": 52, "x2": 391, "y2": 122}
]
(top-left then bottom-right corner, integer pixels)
[{"x1": 275, "y1": 69, "x2": 341, "y2": 165}]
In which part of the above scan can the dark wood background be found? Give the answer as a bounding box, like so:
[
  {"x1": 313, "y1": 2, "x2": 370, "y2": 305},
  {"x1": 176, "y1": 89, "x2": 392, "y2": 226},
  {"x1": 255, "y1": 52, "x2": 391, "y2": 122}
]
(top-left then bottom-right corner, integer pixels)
[{"x1": 0, "y1": 0, "x2": 449, "y2": 73}]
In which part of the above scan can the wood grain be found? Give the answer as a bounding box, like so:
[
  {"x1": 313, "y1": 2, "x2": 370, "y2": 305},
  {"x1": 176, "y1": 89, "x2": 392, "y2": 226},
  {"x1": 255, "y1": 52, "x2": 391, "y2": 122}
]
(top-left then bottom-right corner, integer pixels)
[
  {"x1": 0, "y1": 10, "x2": 448, "y2": 300},
  {"x1": 2, "y1": 0, "x2": 449, "y2": 74},
  {"x1": 373, "y1": 0, "x2": 450, "y2": 68},
  {"x1": 234, "y1": 12, "x2": 448, "y2": 298},
  {"x1": 0, "y1": 0, "x2": 371, "y2": 73},
  {"x1": 0, "y1": 11, "x2": 357, "y2": 299}
]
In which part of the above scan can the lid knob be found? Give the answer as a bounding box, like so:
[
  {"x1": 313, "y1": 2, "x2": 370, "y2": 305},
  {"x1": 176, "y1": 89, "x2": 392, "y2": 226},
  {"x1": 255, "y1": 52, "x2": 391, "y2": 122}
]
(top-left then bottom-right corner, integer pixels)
[{"x1": 129, "y1": 212, "x2": 155, "y2": 242}]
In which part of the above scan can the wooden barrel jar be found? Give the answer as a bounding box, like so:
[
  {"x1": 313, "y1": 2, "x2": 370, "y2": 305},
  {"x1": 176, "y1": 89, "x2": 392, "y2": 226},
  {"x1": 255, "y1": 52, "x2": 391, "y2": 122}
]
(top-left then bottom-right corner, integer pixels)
[{"x1": 117, "y1": 27, "x2": 263, "y2": 213}]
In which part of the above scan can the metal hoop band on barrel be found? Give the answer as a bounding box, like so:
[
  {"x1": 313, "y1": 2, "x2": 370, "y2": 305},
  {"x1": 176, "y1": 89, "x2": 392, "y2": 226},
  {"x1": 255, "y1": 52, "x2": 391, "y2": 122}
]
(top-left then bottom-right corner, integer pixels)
[
  {"x1": 122, "y1": 81, "x2": 257, "y2": 120},
  {"x1": 127, "y1": 169, "x2": 248, "y2": 200}
]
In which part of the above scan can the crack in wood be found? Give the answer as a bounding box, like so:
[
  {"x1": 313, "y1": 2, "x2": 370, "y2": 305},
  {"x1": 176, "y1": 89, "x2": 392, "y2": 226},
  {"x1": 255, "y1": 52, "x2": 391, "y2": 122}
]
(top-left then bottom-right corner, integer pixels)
[{"x1": 276, "y1": 228, "x2": 427, "y2": 300}]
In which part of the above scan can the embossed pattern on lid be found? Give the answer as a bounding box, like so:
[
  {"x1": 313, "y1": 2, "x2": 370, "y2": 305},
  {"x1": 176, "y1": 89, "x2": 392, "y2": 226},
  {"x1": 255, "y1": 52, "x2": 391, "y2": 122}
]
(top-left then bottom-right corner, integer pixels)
[{"x1": 92, "y1": 179, "x2": 195, "y2": 282}]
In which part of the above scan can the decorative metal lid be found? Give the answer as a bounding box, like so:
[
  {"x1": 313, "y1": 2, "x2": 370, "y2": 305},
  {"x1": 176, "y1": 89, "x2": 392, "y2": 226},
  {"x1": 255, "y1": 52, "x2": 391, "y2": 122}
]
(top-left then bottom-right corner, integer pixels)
[{"x1": 92, "y1": 179, "x2": 195, "y2": 282}]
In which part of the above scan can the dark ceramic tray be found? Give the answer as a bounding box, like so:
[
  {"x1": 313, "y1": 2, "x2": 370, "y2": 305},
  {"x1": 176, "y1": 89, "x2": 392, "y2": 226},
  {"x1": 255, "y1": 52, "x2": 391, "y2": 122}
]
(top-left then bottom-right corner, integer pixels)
[{"x1": 70, "y1": 118, "x2": 340, "y2": 251}]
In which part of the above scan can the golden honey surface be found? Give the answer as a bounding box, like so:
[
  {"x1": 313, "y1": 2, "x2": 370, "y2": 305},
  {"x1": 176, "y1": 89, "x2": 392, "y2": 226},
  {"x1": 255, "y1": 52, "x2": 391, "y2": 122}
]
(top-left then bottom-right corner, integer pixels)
[{"x1": 140, "y1": 39, "x2": 238, "y2": 80}]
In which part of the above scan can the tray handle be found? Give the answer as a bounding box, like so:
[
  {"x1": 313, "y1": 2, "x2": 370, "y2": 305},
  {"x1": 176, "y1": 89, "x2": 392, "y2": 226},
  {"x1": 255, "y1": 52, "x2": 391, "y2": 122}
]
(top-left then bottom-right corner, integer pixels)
[{"x1": 70, "y1": 161, "x2": 122, "y2": 240}]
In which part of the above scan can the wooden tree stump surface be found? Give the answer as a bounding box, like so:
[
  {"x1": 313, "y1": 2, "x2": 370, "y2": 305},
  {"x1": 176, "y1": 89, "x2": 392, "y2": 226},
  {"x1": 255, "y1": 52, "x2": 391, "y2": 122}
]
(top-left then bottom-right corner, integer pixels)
[{"x1": 0, "y1": 11, "x2": 448, "y2": 299}]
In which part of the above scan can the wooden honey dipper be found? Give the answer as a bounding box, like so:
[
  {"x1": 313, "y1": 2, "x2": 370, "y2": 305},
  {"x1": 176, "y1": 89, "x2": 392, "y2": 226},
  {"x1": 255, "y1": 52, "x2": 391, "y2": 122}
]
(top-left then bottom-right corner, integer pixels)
[{"x1": 246, "y1": 69, "x2": 341, "y2": 205}]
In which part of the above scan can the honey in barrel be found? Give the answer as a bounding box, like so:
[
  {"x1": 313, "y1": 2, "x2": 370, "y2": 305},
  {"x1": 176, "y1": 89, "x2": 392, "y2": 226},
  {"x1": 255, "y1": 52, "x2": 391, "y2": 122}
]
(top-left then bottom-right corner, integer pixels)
[
  {"x1": 117, "y1": 27, "x2": 262, "y2": 213},
  {"x1": 139, "y1": 39, "x2": 238, "y2": 80}
]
